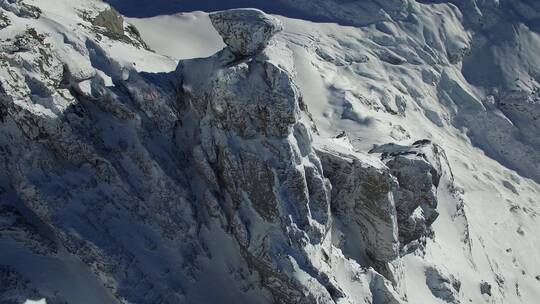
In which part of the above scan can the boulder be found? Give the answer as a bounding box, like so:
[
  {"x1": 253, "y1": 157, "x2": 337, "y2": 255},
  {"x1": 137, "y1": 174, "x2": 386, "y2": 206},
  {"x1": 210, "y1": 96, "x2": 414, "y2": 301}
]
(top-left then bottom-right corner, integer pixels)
[
  {"x1": 480, "y1": 281, "x2": 492, "y2": 296},
  {"x1": 209, "y1": 8, "x2": 283, "y2": 57}
]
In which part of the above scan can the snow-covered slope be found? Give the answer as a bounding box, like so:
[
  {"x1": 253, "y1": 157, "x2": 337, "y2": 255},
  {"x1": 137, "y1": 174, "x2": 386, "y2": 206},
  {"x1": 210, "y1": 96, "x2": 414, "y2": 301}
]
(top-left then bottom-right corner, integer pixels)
[{"x1": 1, "y1": 0, "x2": 539, "y2": 303}]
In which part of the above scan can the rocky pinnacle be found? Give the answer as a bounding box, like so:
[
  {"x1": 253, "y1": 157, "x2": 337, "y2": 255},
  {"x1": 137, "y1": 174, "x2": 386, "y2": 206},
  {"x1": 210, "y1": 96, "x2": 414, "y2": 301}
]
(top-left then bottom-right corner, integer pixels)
[{"x1": 209, "y1": 8, "x2": 283, "y2": 57}]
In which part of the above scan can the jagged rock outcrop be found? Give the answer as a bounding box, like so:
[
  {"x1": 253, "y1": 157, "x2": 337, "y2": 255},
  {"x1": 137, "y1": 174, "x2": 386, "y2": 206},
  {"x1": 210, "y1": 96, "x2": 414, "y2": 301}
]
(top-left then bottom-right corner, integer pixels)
[
  {"x1": 85, "y1": 7, "x2": 148, "y2": 49},
  {"x1": 209, "y1": 8, "x2": 283, "y2": 57},
  {"x1": 3, "y1": 0, "x2": 540, "y2": 303},
  {"x1": 370, "y1": 140, "x2": 445, "y2": 250},
  {"x1": 0, "y1": 11, "x2": 10, "y2": 28},
  {"x1": 0, "y1": 0, "x2": 40, "y2": 19},
  {"x1": 176, "y1": 9, "x2": 405, "y2": 304},
  {"x1": 480, "y1": 281, "x2": 492, "y2": 296},
  {"x1": 93, "y1": 7, "x2": 125, "y2": 36},
  {"x1": 1, "y1": 5, "x2": 198, "y2": 303},
  {"x1": 0, "y1": 2, "x2": 443, "y2": 304},
  {"x1": 177, "y1": 22, "x2": 337, "y2": 304},
  {"x1": 315, "y1": 140, "x2": 409, "y2": 294},
  {"x1": 0, "y1": 265, "x2": 42, "y2": 304},
  {"x1": 0, "y1": 4, "x2": 406, "y2": 303},
  {"x1": 315, "y1": 142, "x2": 400, "y2": 264},
  {"x1": 425, "y1": 266, "x2": 461, "y2": 304}
]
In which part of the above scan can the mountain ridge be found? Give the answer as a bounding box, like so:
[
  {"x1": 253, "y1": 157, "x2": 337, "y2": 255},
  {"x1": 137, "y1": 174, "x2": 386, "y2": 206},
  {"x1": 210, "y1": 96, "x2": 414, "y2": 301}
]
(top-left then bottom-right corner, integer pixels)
[{"x1": 0, "y1": 0, "x2": 539, "y2": 303}]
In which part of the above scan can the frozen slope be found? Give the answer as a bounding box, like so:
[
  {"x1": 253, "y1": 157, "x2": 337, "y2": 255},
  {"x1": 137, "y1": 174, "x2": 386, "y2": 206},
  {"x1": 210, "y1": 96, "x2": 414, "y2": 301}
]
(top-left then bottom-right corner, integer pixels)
[
  {"x1": 0, "y1": 0, "x2": 539, "y2": 304},
  {"x1": 127, "y1": 12, "x2": 224, "y2": 60}
]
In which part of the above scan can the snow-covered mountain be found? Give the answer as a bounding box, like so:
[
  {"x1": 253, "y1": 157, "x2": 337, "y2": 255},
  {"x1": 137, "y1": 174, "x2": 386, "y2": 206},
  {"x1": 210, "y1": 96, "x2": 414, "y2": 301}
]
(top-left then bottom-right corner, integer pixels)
[{"x1": 0, "y1": 0, "x2": 539, "y2": 303}]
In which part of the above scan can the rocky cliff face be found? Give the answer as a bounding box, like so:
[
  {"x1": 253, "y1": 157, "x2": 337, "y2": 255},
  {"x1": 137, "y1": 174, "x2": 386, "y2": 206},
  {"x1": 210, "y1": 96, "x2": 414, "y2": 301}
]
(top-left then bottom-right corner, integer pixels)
[
  {"x1": 176, "y1": 8, "x2": 424, "y2": 303},
  {"x1": 0, "y1": 3, "x2": 433, "y2": 303},
  {"x1": 370, "y1": 140, "x2": 446, "y2": 251}
]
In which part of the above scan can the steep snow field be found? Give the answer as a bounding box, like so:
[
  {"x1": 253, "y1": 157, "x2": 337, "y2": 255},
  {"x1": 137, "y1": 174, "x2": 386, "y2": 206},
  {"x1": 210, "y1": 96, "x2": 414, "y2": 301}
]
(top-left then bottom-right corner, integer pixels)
[
  {"x1": 127, "y1": 12, "x2": 224, "y2": 60},
  {"x1": 1, "y1": 0, "x2": 539, "y2": 303}
]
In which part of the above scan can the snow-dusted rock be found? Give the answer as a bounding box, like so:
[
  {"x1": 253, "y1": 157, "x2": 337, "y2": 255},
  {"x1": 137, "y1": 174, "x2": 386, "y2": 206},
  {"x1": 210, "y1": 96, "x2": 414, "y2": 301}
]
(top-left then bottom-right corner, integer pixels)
[
  {"x1": 209, "y1": 9, "x2": 283, "y2": 57},
  {"x1": 0, "y1": 265, "x2": 45, "y2": 303},
  {"x1": 316, "y1": 144, "x2": 400, "y2": 263},
  {"x1": 179, "y1": 41, "x2": 299, "y2": 139},
  {"x1": 93, "y1": 8, "x2": 124, "y2": 37},
  {"x1": 480, "y1": 281, "x2": 492, "y2": 296},
  {"x1": 2, "y1": 0, "x2": 540, "y2": 303},
  {"x1": 0, "y1": 11, "x2": 10, "y2": 28},
  {"x1": 177, "y1": 33, "x2": 403, "y2": 303},
  {"x1": 425, "y1": 266, "x2": 461, "y2": 304},
  {"x1": 497, "y1": 88, "x2": 540, "y2": 148},
  {"x1": 178, "y1": 39, "x2": 336, "y2": 302},
  {"x1": 315, "y1": 142, "x2": 409, "y2": 292},
  {"x1": 0, "y1": 0, "x2": 41, "y2": 19},
  {"x1": 370, "y1": 140, "x2": 445, "y2": 248}
]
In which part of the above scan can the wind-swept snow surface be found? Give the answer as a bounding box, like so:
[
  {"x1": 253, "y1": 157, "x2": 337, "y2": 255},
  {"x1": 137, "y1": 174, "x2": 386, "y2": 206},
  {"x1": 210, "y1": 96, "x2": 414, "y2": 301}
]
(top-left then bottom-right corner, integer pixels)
[
  {"x1": 1, "y1": 0, "x2": 539, "y2": 304},
  {"x1": 127, "y1": 12, "x2": 224, "y2": 60}
]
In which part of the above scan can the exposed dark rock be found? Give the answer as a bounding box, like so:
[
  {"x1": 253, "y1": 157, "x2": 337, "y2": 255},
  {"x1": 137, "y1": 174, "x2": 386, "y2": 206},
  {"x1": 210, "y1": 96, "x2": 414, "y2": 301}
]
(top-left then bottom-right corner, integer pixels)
[
  {"x1": 93, "y1": 7, "x2": 124, "y2": 37},
  {"x1": 425, "y1": 266, "x2": 461, "y2": 304},
  {"x1": 480, "y1": 281, "x2": 492, "y2": 296},
  {"x1": 316, "y1": 145, "x2": 399, "y2": 263},
  {"x1": 87, "y1": 7, "x2": 148, "y2": 49},
  {"x1": 370, "y1": 140, "x2": 446, "y2": 248},
  {"x1": 0, "y1": 205, "x2": 58, "y2": 255},
  {"x1": 0, "y1": 11, "x2": 10, "y2": 29}
]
